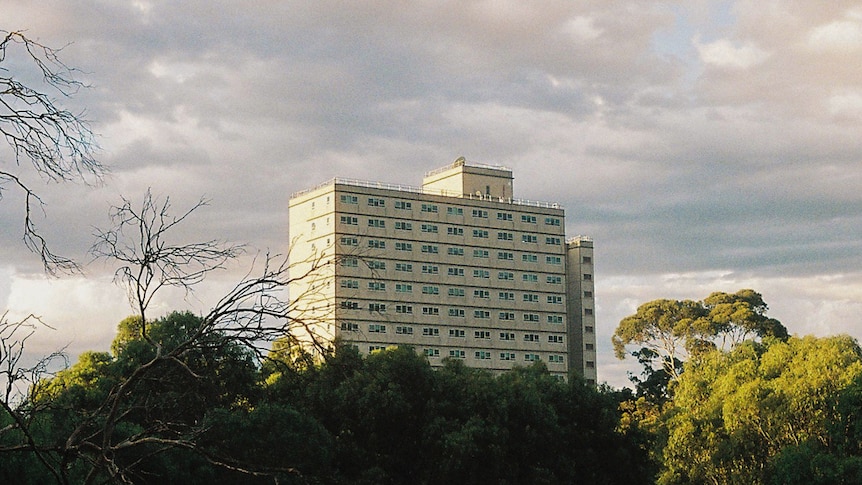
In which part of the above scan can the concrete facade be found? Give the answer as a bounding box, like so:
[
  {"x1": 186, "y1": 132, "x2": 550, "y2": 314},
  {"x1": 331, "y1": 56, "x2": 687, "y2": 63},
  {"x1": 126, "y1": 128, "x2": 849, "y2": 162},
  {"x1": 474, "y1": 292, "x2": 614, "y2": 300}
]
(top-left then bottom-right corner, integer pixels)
[{"x1": 288, "y1": 160, "x2": 596, "y2": 382}]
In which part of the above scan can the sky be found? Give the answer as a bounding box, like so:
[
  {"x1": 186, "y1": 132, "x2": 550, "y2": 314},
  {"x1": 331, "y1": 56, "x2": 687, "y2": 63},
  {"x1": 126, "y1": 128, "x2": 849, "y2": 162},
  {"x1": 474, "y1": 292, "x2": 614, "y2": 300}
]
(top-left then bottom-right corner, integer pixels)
[{"x1": 3, "y1": 0, "x2": 862, "y2": 388}]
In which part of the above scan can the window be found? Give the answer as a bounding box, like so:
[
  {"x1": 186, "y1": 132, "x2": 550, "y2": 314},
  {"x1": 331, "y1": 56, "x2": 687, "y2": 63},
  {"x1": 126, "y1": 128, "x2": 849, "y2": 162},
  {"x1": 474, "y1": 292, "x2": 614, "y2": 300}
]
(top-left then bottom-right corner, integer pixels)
[
  {"x1": 585, "y1": 343, "x2": 595, "y2": 350},
  {"x1": 497, "y1": 231, "x2": 513, "y2": 241},
  {"x1": 340, "y1": 279, "x2": 359, "y2": 289},
  {"x1": 341, "y1": 322, "x2": 359, "y2": 331},
  {"x1": 447, "y1": 246, "x2": 464, "y2": 256},
  {"x1": 368, "y1": 260, "x2": 386, "y2": 270},
  {"x1": 446, "y1": 226, "x2": 464, "y2": 237},
  {"x1": 396, "y1": 304, "x2": 413, "y2": 314},
  {"x1": 473, "y1": 289, "x2": 490, "y2": 299},
  {"x1": 369, "y1": 345, "x2": 386, "y2": 352},
  {"x1": 367, "y1": 239, "x2": 385, "y2": 249},
  {"x1": 473, "y1": 310, "x2": 490, "y2": 319},
  {"x1": 500, "y1": 352, "x2": 516, "y2": 361},
  {"x1": 395, "y1": 283, "x2": 413, "y2": 293},
  {"x1": 584, "y1": 274, "x2": 592, "y2": 281},
  {"x1": 421, "y1": 223, "x2": 438, "y2": 233},
  {"x1": 522, "y1": 273, "x2": 538, "y2": 283},
  {"x1": 447, "y1": 207, "x2": 463, "y2": 215},
  {"x1": 422, "y1": 307, "x2": 439, "y2": 316},
  {"x1": 585, "y1": 325, "x2": 594, "y2": 333},
  {"x1": 547, "y1": 275, "x2": 562, "y2": 284},
  {"x1": 448, "y1": 308, "x2": 465, "y2": 317},
  {"x1": 522, "y1": 234, "x2": 538, "y2": 243},
  {"x1": 524, "y1": 353, "x2": 541, "y2": 362},
  {"x1": 472, "y1": 249, "x2": 489, "y2": 258},
  {"x1": 368, "y1": 303, "x2": 386, "y2": 313},
  {"x1": 583, "y1": 256, "x2": 592, "y2": 263},
  {"x1": 421, "y1": 203, "x2": 438, "y2": 213},
  {"x1": 340, "y1": 216, "x2": 358, "y2": 225},
  {"x1": 471, "y1": 209, "x2": 488, "y2": 218},
  {"x1": 449, "y1": 349, "x2": 466, "y2": 359},
  {"x1": 548, "y1": 355, "x2": 564, "y2": 363},
  {"x1": 473, "y1": 269, "x2": 490, "y2": 279},
  {"x1": 523, "y1": 313, "x2": 540, "y2": 323},
  {"x1": 424, "y1": 348, "x2": 440, "y2": 357},
  {"x1": 422, "y1": 284, "x2": 439, "y2": 293},
  {"x1": 448, "y1": 288, "x2": 465, "y2": 297},
  {"x1": 521, "y1": 214, "x2": 537, "y2": 224},
  {"x1": 523, "y1": 293, "x2": 538, "y2": 302},
  {"x1": 448, "y1": 267, "x2": 465, "y2": 277},
  {"x1": 586, "y1": 361, "x2": 596, "y2": 369},
  {"x1": 498, "y1": 251, "x2": 514, "y2": 260},
  {"x1": 423, "y1": 327, "x2": 440, "y2": 336},
  {"x1": 549, "y1": 335, "x2": 564, "y2": 343},
  {"x1": 500, "y1": 332, "x2": 515, "y2": 341},
  {"x1": 548, "y1": 315, "x2": 564, "y2": 324},
  {"x1": 584, "y1": 290, "x2": 593, "y2": 298},
  {"x1": 545, "y1": 236, "x2": 561, "y2": 245},
  {"x1": 499, "y1": 291, "x2": 514, "y2": 300},
  {"x1": 499, "y1": 312, "x2": 515, "y2": 320},
  {"x1": 367, "y1": 197, "x2": 385, "y2": 207},
  {"x1": 474, "y1": 330, "x2": 491, "y2": 339},
  {"x1": 340, "y1": 194, "x2": 358, "y2": 204},
  {"x1": 546, "y1": 256, "x2": 562, "y2": 265},
  {"x1": 396, "y1": 326, "x2": 413, "y2": 335},
  {"x1": 585, "y1": 308, "x2": 594, "y2": 315},
  {"x1": 498, "y1": 271, "x2": 514, "y2": 280},
  {"x1": 475, "y1": 351, "x2": 492, "y2": 360},
  {"x1": 497, "y1": 212, "x2": 513, "y2": 221},
  {"x1": 367, "y1": 218, "x2": 385, "y2": 228},
  {"x1": 369, "y1": 324, "x2": 386, "y2": 333},
  {"x1": 449, "y1": 329, "x2": 466, "y2": 338},
  {"x1": 395, "y1": 241, "x2": 412, "y2": 251},
  {"x1": 421, "y1": 244, "x2": 439, "y2": 254},
  {"x1": 395, "y1": 262, "x2": 413, "y2": 272},
  {"x1": 395, "y1": 221, "x2": 412, "y2": 231},
  {"x1": 472, "y1": 229, "x2": 489, "y2": 238},
  {"x1": 544, "y1": 217, "x2": 561, "y2": 226},
  {"x1": 548, "y1": 295, "x2": 563, "y2": 304},
  {"x1": 367, "y1": 281, "x2": 386, "y2": 291},
  {"x1": 341, "y1": 236, "x2": 358, "y2": 246},
  {"x1": 524, "y1": 333, "x2": 540, "y2": 342},
  {"x1": 394, "y1": 200, "x2": 412, "y2": 210},
  {"x1": 522, "y1": 254, "x2": 538, "y2": 263}
]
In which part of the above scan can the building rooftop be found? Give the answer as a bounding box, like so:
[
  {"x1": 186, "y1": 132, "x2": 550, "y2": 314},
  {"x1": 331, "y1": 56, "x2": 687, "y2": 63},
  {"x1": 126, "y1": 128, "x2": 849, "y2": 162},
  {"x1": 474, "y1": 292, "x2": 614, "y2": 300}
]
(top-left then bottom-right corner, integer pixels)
[{"x1": 290, "y1": 176, "x2": 562, "y2": 209}]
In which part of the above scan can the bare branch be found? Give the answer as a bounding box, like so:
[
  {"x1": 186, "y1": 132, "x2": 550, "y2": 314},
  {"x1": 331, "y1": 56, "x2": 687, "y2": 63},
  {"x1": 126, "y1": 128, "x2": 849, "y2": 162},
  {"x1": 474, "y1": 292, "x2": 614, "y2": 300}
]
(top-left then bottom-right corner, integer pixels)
[{"x1": 0, "y1": 30, "x2": 103, "y2": 273}]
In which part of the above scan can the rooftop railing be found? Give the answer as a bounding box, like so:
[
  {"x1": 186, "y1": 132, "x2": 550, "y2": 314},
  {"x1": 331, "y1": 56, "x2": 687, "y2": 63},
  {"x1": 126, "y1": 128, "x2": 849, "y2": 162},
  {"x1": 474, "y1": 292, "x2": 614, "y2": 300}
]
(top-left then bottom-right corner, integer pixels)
[{"x1": 290, "y1": 177, "x2": 562, "y2": 209}]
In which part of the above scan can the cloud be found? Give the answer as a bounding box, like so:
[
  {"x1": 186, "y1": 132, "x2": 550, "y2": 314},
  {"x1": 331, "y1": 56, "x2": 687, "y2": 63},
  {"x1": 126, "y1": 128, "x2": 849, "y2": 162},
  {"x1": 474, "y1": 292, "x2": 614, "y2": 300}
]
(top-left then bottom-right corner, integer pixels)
[
  {"x1": 4, "y1": 1, "x2": 862, "y2": 388},
  {"x1": 696, "y1": 37, "x2": 769, "y2": 68}
]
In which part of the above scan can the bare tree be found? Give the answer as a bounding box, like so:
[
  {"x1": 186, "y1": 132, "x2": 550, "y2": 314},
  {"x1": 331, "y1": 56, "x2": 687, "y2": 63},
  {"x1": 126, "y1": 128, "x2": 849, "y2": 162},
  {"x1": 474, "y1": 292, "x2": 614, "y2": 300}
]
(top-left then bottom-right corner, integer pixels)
[
  {"x1": 1, "y1": 30, "x2": 103, "y2": 273},
  {"x1": 0, "y1": 312, "x2": 66, "y2": 482},
  {"x1": 79, "y1": 190, "x2": 334, "y2": 482}
]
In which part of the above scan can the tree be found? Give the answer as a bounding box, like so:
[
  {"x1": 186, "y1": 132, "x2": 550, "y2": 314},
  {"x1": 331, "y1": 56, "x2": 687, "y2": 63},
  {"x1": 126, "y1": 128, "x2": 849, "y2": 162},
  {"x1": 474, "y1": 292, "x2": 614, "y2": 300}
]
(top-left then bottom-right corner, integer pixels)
[
  {"x1": 658, "y1": 336, "x2": 862, "y2": 485},
  {"x1": 704, "y1": 289, "x2": 788, "y2": 349},
  {"x1": 613, "y1": 289, "x2": 787, "y2": 385},
  {"x1": 0, "y1": 30, "x2": 102, "y2": 273},
  {"x1": 613, "y1": 298, "x2": 711, "y2": 382},
  {"x1": 1, "y1": 190, "x2": 336, "y2": 483}
]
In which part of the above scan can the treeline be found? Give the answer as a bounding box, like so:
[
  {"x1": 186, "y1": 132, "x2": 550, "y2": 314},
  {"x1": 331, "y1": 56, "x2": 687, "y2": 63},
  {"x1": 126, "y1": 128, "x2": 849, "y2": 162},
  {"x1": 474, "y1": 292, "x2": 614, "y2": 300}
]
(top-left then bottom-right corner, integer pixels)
[
  {"x1": 0, "y1": 312, "x2": 654, "y2": 484},
  {"x1": 616, "y1": 290, "x2": 862, "y2": 484}
]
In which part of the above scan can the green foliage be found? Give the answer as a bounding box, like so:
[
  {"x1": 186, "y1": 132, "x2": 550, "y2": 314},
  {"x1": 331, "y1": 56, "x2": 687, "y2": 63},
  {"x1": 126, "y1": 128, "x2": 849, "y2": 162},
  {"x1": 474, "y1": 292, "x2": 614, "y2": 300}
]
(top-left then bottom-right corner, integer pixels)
[
  {"x1": 5, "y1": 319, "x2": 653, "y2": 484},
  {"x1": 658, "y1": 336, "x2": 862, "y2": 485},
  {"x1": 614, "y1": 289, "x2": 789, "y2": 389}
]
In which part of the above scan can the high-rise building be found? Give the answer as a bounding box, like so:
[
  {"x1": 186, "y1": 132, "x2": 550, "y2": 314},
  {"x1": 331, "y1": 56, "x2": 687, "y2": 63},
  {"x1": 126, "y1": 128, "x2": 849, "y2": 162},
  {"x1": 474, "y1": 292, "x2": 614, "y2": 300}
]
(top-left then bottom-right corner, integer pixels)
[{"x1": 288, "y1": 159, "x2": 596, "y2": 382}]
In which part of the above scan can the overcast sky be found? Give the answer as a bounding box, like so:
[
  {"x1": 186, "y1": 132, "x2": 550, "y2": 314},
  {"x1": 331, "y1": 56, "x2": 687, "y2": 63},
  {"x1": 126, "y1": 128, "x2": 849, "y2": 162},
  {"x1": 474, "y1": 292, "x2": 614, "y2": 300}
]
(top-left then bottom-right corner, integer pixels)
[{"x1": 3, "y1": 1, "x2": 862, "y2": 387}]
